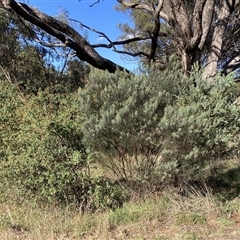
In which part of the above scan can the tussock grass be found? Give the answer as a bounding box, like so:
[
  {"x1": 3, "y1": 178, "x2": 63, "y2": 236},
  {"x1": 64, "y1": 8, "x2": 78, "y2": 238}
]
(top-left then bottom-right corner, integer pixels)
[
  {"x1": 0, "y1": 187, "x2": 240, "y2": 240},
  {"x1": 1, "y1": 157, "x2": 240, "y2": 239}
]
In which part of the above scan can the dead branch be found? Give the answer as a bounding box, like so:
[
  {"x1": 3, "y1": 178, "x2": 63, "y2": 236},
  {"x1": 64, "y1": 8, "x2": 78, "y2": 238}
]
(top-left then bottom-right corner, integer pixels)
[{"x1": 117, "y1": 0, "x2": 168, "y2": 21}]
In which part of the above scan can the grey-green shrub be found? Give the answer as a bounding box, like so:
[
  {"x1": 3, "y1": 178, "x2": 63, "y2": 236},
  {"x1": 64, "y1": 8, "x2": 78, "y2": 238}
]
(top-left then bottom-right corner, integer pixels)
[
  {"x1": 79, "y1": 66, "x2": 240, "y2": 188},
  {"x1": 160, "y1": 70, "x2": 240, "y2": 183},
  {"x1": 79, "y1": 64, "x2": 183, "y2": 185}
]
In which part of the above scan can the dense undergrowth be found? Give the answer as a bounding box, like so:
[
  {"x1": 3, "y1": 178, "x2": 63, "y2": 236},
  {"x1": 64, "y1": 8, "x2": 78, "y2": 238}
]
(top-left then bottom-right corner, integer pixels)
[
  {"x1": 0, "y1": 64, "x2": 240, "y2": 239},
  {"x1": 1, "y1": 65, "x2": 240, "y2": 209}
]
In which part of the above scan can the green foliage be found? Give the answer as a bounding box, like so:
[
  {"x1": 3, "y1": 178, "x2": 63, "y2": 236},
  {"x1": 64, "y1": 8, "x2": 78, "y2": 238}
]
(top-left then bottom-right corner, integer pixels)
[
  {"x1": 0, "y1": 78, "x2": 22, "y2": 161},
  {"x1": 0, "y1": 9, "x2": 52, "y2": 94},
  {"x1": 82, "y1": 177, "x2": 127, "y2": 211},
  {"x1": 79, "y1": 65, "x2": 240, "y2": 189},
  {"x1": 108, "y1": 196, "x2": 168, "y2": 227},
  {"x1": 0, "y1": 9, "x2": 89, "y2": 96},
  {"x1": 65, "y1": 59, "x2": 90, "y2": 90},
  {"x1": 0, "y1": 79, "x2": 126, "y2": 210},
  {"x1": 0, "y1": 81, "x2": 87, "y2": 204},
  {"x1": 79, "y1": 64, "x2": 182, "y2": 185},
  {"x1": 176, "y1": 212, "x2": 206, "y2": 225},
  {"x1": 160, "y1": 71, "x2": 240, "y2": 183},
  {"x1": 115, "y1": 1, "x2": 175, "y2": 65},
  {"x1": 0, "y1": 10, "x2": 117, "y2": 208}
]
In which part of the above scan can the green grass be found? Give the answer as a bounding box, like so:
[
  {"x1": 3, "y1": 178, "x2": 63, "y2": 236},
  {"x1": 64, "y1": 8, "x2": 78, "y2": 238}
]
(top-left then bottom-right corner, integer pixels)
[{"x1": 108, "y1": 195, "x2": 168, "y2": 227}]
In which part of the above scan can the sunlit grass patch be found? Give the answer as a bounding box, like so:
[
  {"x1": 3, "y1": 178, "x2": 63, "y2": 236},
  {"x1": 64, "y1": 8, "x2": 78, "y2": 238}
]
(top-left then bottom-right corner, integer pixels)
[
  {"x1": 176, "y1": 211, "x2": 206, "y2": 225},
  {"x1": 108, "y1": 195, "x2": 169, "y2": 227}
]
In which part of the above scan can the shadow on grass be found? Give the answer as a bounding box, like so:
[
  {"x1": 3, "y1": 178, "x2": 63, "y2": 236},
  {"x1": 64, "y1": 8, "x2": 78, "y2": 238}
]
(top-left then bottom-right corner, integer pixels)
[{"x1": 206, "y1": 166, "x2": 240, "y2": 200}]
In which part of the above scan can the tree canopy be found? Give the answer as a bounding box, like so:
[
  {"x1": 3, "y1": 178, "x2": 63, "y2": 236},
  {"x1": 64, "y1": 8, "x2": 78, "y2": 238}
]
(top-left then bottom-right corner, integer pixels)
[{"x1": 0, "y1": 0, "x2": 240, "y2": 79}]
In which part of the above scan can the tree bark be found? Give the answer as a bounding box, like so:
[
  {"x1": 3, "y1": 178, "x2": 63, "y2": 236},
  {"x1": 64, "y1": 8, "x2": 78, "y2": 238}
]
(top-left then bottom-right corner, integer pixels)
[
  {"x1": 223, "y1": 55, "x2": 240, "y2": 74},
  {"x1": 149, "y1": 0, "x2": 164, "y2": 61},
  {"x1": 198, "y1": 0, "x2": 215, "y2": 50},
  {"x1": 203, "y1": 0, "x2": 240, "y2": 80}
]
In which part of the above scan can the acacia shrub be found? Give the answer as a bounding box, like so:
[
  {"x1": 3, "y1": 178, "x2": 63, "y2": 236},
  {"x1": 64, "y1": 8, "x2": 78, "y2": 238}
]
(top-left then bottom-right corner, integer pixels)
[
  {"x1": 79, "y1": 65, "x2": 182, "y2": 185},
  {"x1": 79, "y1": 67, "x2": 240, "y2": 188},
  {"x1": 160, "y1": 71, "x2": 240, "y2": 184}
]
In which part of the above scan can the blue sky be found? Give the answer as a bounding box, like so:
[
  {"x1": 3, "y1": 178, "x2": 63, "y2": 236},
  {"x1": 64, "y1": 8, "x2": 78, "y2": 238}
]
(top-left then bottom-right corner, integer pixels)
[{"x1": 28, "y1": 0, "x2": 138, "y2": 70}]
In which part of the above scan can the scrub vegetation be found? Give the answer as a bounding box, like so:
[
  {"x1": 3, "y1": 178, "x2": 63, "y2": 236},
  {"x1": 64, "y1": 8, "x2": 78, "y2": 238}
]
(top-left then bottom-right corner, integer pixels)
[{"x1": 0, "y1": 7, "x2": 240, "y2": 240}]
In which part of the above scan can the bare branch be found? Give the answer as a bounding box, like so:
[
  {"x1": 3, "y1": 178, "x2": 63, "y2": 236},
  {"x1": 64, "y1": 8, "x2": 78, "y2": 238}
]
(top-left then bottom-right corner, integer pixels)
[
  {"x1": 222, "y1": 54, "x2": 240, "y2": 74},
  {"x1": 34, "y1": 39, "x2": 66, "y2": 48},
  {"x1": 113, "y1": 49, "x2": 150, "y2": 58},
  {"x1": 117, "y1": 0, "x2": 168, "y2": 21},
  {"x1": 78, "y1": 0, "x2": 101, "y2": 7},
  {"x1": 69, "y1": 17, "x2": 151, "y2": 49},
  {"x1": 69, "y1": 18, "x2": 113, "y2": 43},
  {"x1": 92, "y1": 36, "x2": 151, "y2": 48},
  {"x1": 89, "y1": 0, "x2": 100, "y2": 7}
]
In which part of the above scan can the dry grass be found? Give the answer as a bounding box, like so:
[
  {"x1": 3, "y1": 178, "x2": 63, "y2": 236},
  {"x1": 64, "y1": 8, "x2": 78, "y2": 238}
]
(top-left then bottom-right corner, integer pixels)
[{"x1": 0, "y1": 186, "x2": 240, "y2": 240}]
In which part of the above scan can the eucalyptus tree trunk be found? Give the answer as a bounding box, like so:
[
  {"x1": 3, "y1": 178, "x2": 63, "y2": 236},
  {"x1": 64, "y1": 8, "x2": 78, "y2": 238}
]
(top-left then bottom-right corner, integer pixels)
[{"x1": 203, "y1": 0, "x2": 240, "y2": 80}]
